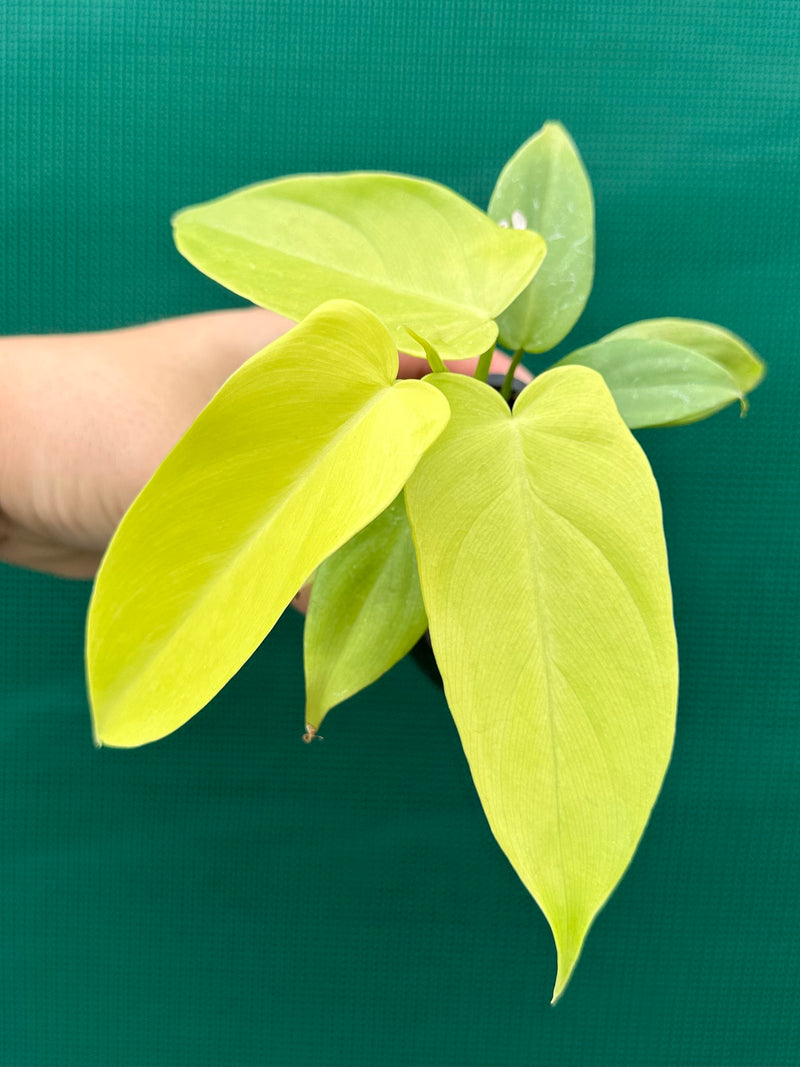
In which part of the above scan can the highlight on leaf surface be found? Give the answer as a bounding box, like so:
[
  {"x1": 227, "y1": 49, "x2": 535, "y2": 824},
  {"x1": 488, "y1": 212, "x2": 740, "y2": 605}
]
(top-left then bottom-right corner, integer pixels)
[
  {"x1": 489, "y1": 121, "x2": 594, "y2": 354},
  {"x1": 555, "y1": 318, "x2": 765, "y2": 427},
  {"x1": 304, "y1": 493, "x2": 428, "y2": 732},
  {"x1": 404, "y1": 368, "x2": 677, "y2": 1000},
  {"x1": 172, "y1": 171, "x2": 546, "y2": 362},
  {"x1": 86, "y1": 300, "x2": 450, "y2": 748}
]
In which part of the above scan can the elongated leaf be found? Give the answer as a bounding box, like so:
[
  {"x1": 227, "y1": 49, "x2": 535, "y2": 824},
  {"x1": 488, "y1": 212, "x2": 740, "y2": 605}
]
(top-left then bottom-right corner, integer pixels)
[
  {"x1": 555, "y1": 338, "x2": 742, "y2": 427},
  {"x1": 87, "y1": 300, "x2": 449, "y2": 748},
  {"x1": 173, "y1": 172, "x2": 546, "y2": 361},
  {"x1": 488, "y1": 122, "x2": 594, "y2": 353},
  {"x1": 603, "y1": 317, "x2": 765, "y2": 390},
  {"x1": 556, "y1": 316, "x2": 765, "y2": 427},
  {"x1": 304, "y1": 493, "x2": 427, "y2": 730},
  {"x1": 404, "y1": 369, "x2": 677, "y2": 1000},
  {"x1": 601, "y1": 318, "x2": 765, "y2": 422}
]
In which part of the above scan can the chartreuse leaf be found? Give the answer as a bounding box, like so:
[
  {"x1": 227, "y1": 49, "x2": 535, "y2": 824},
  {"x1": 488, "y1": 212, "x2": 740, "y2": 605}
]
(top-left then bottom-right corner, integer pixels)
[
  {"x1": 173, "y1": 172, "x2": 546, "y2": 362},
  {"x1": 555, "y1": 318, "x2": 765, "y2": 427},
  {"x1": 304, "y1": 493, "x2": 427, "y2": 732},
  {"x1": 488, "y1": 122, "x2": 594, "y2": 354},
  {"x1": 404, "y1": 368, "x2": 677, "y2": 1001},
  {"x1": 87, "y1": 300, "x2": 449, "y2": 748}
]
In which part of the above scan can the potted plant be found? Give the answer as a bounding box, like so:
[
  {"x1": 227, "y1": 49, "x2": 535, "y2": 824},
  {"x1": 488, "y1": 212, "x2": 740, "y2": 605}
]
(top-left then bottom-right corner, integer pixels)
[{"x1": 84, "y1": 122, "x2": 764, "y2": 1001}]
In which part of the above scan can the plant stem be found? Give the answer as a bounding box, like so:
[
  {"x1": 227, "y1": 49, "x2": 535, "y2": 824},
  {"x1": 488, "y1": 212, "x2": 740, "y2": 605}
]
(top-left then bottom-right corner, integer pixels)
[
  {"x1": 474, "y1": 345, "x2": 495, "y2": 383},
  {"x1": 500, "y1": 348, "x2": 526, "y2": 401}
]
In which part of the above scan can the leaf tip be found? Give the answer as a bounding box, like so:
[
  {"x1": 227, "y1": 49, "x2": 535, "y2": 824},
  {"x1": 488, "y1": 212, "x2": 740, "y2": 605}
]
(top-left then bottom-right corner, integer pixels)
[
  {"x1": 302, "y1": 722, "x2": 324, "y2": 743},
  {"x1": 541, "y1": 118, "x2": 566, "y2": 137},
  {"x1": 546, "y1": 911, "x2": 593, "y2": 1004},
  {"x1": 88, "y1": 690, "x2": 104, "y2": 749},
  {"x1": 550, "y1": 938, "x2": 583, "y2": 1004}
]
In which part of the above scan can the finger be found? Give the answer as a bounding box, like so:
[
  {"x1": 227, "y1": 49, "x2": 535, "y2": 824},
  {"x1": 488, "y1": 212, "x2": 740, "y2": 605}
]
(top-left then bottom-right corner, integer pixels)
[
  {"x1": 0, "y1": 513, "x2": 102, "y2": 578},
  {"x1": 291, "y1": 583, "x2": 312, "y2": 615},
  {"x1": 396, "y1": 352, "x2": 431, "y2": 378}
]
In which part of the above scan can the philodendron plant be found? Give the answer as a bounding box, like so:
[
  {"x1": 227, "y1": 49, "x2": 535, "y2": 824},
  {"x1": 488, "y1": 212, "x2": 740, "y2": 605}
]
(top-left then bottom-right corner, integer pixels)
[{"x1": 86, "y1": 122, "x2": 764, "y2": 1001}]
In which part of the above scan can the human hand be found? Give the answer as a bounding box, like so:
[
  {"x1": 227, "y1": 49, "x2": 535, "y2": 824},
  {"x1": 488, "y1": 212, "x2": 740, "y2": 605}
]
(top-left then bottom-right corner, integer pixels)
[{"x1": 0, "y1": 308, "x2": 530, "y2": 581}]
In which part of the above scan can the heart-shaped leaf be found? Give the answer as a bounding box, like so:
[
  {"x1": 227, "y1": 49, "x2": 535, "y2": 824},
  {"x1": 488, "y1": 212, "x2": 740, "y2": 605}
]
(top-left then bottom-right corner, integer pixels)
[
  {"x1": 304, "y1": 492, "x2": 427, "y2": 731},
  {"x1": 404, "y1": 368, "x2": 677, "y2": 1000},
  {"x1": 488, "y1": 122, "x2": 594, "y2": 354},
  {"x1": 173, "y1": 172, "x2": 546, "y2": 361},
  {"x1": 555, "y1": 318, "x2": 765, "y2": 427},
  {"x1": 87, "y1": 300, "x2": 450, "y2": 747}
]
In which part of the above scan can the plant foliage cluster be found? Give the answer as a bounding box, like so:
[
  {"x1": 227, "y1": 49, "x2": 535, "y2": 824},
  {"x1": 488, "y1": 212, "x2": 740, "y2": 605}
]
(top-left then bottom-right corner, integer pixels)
[{"x1": 86, "y1": 123, "x2": 764, "y2": 999}]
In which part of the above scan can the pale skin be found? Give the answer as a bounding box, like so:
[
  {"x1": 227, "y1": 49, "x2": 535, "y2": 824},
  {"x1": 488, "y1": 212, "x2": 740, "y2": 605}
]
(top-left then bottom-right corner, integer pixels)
[{"x1": 0, "y1": 307, "x2": 531, "y2": 597}]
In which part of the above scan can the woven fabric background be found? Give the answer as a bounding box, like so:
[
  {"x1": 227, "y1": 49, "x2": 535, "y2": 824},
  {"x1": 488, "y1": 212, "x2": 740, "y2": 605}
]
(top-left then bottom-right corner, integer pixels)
[{"x1": 1, "y1": 1, "x2": 798, "y2": 1064}]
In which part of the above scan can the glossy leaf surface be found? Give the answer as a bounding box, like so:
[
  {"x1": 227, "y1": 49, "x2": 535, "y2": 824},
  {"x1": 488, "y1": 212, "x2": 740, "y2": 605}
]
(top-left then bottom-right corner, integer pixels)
[
  {"x1": 556, "y1": 317, "x2": 765, "y2": 427},
  {"x1": 173, "y1": 172, "x2": 546, "y2": 361},
  {"x1": 489, "y1": 122, "x2": 594, "y2": 353},
  {"x1": 87, "y1": 301, "x2": 450, "y2": 747},
  {"x1": 304, "y1": 493, "x2": 427, "y2": 730},
  {"x1": 404, "y1": 368, "x2": 677, "y2": 1000}
]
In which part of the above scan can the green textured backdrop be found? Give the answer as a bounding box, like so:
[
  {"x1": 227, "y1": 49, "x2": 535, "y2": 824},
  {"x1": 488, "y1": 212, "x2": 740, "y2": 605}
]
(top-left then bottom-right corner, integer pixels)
[{"x1": 1, "y1": 2, "x2": 798, "y2": 1064}]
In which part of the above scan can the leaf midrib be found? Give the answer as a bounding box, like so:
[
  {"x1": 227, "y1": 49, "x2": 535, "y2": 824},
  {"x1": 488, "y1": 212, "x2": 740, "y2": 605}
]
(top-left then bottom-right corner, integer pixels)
[{"x1": 508, "y1": 423, "x2": 570, "y2": 920}]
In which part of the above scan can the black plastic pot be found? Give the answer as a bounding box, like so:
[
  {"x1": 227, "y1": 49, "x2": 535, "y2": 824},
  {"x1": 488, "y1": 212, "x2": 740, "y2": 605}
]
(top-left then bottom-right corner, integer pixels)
[{"x1": 408, "y1": 371, "x2": 529, "y2": 689}]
